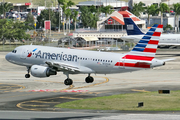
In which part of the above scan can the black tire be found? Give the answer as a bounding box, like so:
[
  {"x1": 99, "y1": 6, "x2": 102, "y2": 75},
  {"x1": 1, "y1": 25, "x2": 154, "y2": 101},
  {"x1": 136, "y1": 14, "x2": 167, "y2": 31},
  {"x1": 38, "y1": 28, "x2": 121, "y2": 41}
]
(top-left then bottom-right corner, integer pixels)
[
  {"x1": 89, "y1": 77, "x2": 94, "y2": 83},
  {"x1": 85, "y1": 77, "x2": 90, "y2": 83},
  {"x1": 85, "y1": 76, "x2": 94, "y2": 83},
  {"x1": 25, "y1": 74, "x2": 30, "y2": 78},
  {"x1": 64, "y1": 79, "x2": 73, "y2": 85}
]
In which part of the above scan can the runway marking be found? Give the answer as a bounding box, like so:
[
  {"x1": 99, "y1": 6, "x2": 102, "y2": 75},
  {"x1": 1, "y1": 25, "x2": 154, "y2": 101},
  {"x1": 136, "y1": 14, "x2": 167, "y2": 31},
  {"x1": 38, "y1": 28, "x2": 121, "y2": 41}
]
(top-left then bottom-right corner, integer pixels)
[
  {"x1": 27, "y1": 100, "x2": 60, "y2": 104},
  {"x1": 15, "y1": 76, "x2": 108, "y2": 111},
  {"x1": 131, "y1": 89, "x2": 150, "y2": 93},
  {"x1": 16, "y1": 95, "x2": 84, "y2": 111},
  {"x1": 16, "y1": 102, "x2": 48, "y2": 111},
  {"x1": 21, "y1": 104, "x2": 50, "y2": 107},
  {"x1": 0, "y1": 83, "x2": 25, "y2": 92},
  {"x1": 27, "y1": 76, "x2": 108, "y2": 93},
  {"x1": 34, "y1": 80, "x2": 63, "y2": 84},
  {"x1": 71, "y1": 77, "x2": 109, "y2": 90},
  {"x1": 58, "y1": 97, "x2": 83, "y2": 100}
]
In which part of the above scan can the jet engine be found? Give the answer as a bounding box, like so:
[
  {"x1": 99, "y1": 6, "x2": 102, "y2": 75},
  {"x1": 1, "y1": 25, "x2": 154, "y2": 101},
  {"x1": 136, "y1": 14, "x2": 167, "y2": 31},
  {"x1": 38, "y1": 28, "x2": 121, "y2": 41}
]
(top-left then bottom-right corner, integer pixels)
[{"x1": 30, "y1": 65, "x2": 57, "y2": 78}]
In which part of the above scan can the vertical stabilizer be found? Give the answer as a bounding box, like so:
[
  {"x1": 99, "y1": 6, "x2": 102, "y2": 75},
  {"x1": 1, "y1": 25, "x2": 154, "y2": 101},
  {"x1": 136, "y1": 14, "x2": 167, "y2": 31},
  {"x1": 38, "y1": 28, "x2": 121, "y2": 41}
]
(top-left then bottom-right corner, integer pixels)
[
  {"x1": 122, "y1": 14, "x2": 144, "y2": 35},
  {"x1": 124, "y1": 24, "x2": 163, "y2": 61}
]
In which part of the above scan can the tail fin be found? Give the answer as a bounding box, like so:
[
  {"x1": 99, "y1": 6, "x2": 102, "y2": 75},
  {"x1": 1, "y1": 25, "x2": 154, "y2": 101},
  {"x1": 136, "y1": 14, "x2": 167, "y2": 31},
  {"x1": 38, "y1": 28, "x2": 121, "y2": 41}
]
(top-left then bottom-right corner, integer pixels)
[
  {"x1": 122, "y1": 14, "x2": 144, "y2": 35},
  {"x1": 123, "y1": 24, "x2": 163, "y2": 61}
]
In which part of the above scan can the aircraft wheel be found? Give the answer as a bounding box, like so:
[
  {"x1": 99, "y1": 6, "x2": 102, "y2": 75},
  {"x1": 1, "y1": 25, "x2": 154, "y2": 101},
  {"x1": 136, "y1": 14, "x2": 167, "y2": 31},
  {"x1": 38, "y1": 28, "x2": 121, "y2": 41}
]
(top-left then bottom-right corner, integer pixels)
[
  {"x1": 89, "y1": 76, "x2": 94, "y2": 83},
  {"x1": 25, "y1": 74, "x2": 30, "y2": 78},
  {"x1": 85, "y1": 76, "x2": 94, "y2": 83},
  {"x1": 64, "y1": 78, "x2": 73, "y2": 85}
]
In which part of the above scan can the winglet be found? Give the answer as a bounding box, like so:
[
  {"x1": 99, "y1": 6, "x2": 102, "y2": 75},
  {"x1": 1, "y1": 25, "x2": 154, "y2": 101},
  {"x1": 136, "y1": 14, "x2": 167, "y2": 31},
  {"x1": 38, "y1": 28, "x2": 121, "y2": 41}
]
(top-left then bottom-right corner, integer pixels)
[{"x1": 122, "y1": 14, "x2": 144, "y2": 35}]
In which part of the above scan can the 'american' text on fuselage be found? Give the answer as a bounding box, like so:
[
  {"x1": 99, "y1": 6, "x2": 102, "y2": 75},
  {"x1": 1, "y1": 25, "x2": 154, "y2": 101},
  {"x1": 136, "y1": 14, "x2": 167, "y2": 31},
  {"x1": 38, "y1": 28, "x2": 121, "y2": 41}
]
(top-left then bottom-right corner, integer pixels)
[{"x1": 35, "y1": 50, "x2": 78, "y2": 62}]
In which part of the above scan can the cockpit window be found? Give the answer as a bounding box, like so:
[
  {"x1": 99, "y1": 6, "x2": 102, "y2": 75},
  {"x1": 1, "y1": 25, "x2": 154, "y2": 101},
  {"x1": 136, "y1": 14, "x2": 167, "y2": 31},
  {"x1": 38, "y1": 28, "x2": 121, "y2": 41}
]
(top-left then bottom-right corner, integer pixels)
[{"x1": 12, "y1": 50, "x2": 17, "y2": 53}]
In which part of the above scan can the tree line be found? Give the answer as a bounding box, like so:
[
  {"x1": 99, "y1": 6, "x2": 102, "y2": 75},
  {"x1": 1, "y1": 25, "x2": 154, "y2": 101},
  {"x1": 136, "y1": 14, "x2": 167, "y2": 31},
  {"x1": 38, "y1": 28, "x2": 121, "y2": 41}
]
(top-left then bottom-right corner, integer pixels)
[
  {"x1": 0, "y1": 19, "x2": 32, "y2": 44},
  {"x1": 130, "y1": 2, "x2": 180, "y2": 28},
  {"x1": 1, "y1": 0, "x2": 180, "y2": 43},
  {"x1": 37, "y1": 0, "x2": 114, "y2": 32}
]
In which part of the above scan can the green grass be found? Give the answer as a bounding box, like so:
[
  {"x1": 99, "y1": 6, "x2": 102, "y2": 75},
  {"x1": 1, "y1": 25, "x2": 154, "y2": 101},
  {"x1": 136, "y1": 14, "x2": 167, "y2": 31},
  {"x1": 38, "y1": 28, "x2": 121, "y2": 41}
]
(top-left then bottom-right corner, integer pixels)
[{"x1": 55, "y1": 91, "x2": 180, "y2": 111}]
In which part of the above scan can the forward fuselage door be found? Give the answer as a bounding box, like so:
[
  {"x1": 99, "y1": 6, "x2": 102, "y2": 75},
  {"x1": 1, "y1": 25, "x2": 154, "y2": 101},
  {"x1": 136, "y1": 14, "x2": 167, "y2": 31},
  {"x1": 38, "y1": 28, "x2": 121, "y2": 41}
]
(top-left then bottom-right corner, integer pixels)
[{"x1": 21, "y1": 47, "x2": 28, "y2": 59}]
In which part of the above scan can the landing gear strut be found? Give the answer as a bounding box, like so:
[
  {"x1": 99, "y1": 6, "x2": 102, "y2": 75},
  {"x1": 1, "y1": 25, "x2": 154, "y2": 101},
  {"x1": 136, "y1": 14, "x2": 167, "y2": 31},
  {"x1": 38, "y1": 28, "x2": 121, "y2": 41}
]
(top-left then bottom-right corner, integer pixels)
[
  {"x1": 25, "y1": 67, "x2": 31, "y2": 78},
  {"x1": 85, "y1": 74, "x2": 94, "y2": 83},
  {"x1": 64, "y1": 72, "x2": 73, "y2": 85}
]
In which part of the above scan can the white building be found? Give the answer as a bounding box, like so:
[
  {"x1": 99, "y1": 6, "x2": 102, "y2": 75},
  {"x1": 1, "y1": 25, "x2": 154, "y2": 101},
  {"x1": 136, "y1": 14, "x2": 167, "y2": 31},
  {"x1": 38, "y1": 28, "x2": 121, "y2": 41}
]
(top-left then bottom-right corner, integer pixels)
[
  {"x1": 129, "y1": 0, "x2": 179, "y2": 8},
  {"x1": 77, "y1": 0, "x2": 128, "y2": 9},
  {"x1": 97, "y1": 10, "x2": 146, "y2": 31}
]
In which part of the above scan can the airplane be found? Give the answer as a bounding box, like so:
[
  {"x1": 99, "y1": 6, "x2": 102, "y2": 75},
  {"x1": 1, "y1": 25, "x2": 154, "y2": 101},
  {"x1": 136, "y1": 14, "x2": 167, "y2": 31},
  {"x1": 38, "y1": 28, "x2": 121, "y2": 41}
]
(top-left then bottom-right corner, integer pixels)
[
  {"x1": 5, "y1": 24, "x2": 171, "y2": 86},
  {"x1": 121, "y1": 14, "x2": 180, "y2": 46}
]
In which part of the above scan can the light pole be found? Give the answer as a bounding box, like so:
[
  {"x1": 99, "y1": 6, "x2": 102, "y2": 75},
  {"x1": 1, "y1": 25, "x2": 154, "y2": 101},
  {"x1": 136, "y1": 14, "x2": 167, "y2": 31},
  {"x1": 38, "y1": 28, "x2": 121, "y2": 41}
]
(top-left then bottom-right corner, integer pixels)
[
  {"x1": 30, "y1": 0, "x2": 32, "y2": 14},
  {"x1": 51, "y1": 0, "x2": 53, "y2": 11},
  {"x1": 58, "y1": 3, "x2": 61, "y2": 32},
  {"x1": 44, "y1": 0, "x2": 46, "y2": 9}
]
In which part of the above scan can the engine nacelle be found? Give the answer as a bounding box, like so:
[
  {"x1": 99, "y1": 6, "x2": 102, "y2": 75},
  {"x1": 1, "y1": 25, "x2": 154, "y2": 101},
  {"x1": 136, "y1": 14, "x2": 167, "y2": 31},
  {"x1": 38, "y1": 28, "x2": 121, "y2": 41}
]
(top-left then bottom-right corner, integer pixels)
[{"x1": 31, "y1": 65, "x2": 57, "y2": 78}]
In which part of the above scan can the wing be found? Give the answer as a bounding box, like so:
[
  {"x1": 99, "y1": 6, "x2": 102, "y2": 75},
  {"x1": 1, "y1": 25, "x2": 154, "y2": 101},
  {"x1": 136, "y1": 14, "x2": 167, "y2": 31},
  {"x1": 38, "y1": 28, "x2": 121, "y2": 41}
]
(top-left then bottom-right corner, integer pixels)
[{"x1": 45, "y1": 61, "x2": 94, "y2": 74}]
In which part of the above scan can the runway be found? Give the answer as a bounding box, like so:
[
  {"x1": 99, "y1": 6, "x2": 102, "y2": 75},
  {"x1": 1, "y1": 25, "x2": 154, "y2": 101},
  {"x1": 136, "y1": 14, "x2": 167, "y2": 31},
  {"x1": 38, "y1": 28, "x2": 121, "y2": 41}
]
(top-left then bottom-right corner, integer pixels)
[{"x1": 1, "y1": 50, "x2": 180, "y2": 119}]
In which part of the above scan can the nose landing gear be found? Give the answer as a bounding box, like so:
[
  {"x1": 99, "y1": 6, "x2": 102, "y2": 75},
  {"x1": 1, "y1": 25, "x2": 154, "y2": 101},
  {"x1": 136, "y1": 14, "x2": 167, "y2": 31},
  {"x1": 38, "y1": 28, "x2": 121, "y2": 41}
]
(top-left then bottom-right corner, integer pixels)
[{"x1": 25, "y1": 67, "x2": 31, "y2": 78}]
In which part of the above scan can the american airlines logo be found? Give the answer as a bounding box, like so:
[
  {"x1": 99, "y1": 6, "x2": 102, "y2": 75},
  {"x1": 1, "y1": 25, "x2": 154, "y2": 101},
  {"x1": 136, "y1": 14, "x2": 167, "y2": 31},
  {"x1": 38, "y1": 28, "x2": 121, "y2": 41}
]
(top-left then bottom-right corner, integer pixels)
[
  {"x1": 35, "y1": 50, "x2": 78, "y2": 62},
  {"x1": 27, "y1": 48, "x2": 37, "y2": 57},
  {"x1": 127, "y1": 24, "x2": 134, "y2": 30}
]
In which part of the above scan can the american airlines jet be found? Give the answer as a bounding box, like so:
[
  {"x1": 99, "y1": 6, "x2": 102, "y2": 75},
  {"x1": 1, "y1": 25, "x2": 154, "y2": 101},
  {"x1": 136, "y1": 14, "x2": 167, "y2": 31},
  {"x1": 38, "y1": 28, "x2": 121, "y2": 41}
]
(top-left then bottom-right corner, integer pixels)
[
  {"x1": 121, "y1": 14, "x2": 180, "y2": 46},
  {"x1": 5, "y1": 24, "x2": 171, "y2": 86}
]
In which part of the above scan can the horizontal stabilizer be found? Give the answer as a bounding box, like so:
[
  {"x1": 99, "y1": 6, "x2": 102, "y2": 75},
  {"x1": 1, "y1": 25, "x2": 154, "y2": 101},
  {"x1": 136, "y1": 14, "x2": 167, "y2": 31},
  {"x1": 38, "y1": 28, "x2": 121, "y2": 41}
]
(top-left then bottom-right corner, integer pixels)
[{"x1": 161, "y1": 58, "x2": 175, "y2": 62}]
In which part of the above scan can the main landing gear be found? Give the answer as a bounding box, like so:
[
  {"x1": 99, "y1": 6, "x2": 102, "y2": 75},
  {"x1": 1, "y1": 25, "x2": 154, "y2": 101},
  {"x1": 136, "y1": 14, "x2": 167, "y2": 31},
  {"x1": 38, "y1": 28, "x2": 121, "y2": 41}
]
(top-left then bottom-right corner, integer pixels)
[
  {"x1": 25, "y1": 67, "x2": 31, "y2": 78},
  {"x1": 63, "y1": 72, "x2": 94, "y2": 86},
  {"x1": 64, "y1": 72, "x2": 73, "y2": 85},
  {"x1": 85, "y1": 74, "x2": 94, "y2": 83}
]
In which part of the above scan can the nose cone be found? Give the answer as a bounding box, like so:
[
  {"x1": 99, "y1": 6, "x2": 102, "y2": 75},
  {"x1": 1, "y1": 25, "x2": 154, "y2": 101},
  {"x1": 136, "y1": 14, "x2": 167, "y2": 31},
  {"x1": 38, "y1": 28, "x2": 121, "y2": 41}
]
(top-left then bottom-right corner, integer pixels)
[{"x1": 5, "y1": 53, "x2": 11, "y2": 61}]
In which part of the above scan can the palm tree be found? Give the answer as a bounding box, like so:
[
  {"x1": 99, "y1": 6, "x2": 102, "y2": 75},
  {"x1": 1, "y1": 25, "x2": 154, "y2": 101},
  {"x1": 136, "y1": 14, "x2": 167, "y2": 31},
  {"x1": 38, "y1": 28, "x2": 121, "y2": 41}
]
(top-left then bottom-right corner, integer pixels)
[
  {"x1": 64, "y1": 8, "x2": 71, "y2": 33},
  {"x1": 67, "y1": 0, "x2": 74, "y2": 7},
  {"x1": 130, "y1": 2, "x2": 145, "y2": 17},
  {"x1": 158, "y1": 3, "x2": 169, "y2": 25},
  {"x1": 67, "y1": 0, "x2": 75, "y2": 33},
  {"x1": 101, "y1": 5, "x2": 114, "y2": 17},
  {"x1": 58, "y1": 0, "x2": 66, "y2": 5},
  {"x1": 172, "y1": 3, "x2": 180, "y2": 32},
  {"x1": 71, "y1": 10, "x2": 79, "y2": 31},
  {"x1": 0, "y1": 2, "x2": 13, "y2": 19},
  {"x1": 57, "y1": 0, "x2": 66, "y2": 32},
  {"x1": 145, "y1": 4, "x2": 158, "y2": 27}
]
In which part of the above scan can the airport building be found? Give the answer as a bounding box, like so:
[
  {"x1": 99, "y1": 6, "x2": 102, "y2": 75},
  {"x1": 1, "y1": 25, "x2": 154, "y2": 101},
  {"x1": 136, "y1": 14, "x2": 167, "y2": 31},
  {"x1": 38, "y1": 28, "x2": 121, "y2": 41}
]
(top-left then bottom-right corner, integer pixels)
[
  {"x1": 97, "y1": 10, "x2": 146, "y2": 31},
  {"x1": 73, "y1": 10, "x2": 146, "y2": 40},
  {"x1": 77, "y1": 0, "x2": 128, "y2": 9}
]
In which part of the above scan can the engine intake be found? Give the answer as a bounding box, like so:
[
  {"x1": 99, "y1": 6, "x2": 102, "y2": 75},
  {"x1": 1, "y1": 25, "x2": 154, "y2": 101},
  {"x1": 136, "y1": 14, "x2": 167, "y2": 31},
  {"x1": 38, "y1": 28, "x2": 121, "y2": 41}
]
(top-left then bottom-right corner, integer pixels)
[{"x1": 31, "y1": 65, "x2": 57, "y2": 78}]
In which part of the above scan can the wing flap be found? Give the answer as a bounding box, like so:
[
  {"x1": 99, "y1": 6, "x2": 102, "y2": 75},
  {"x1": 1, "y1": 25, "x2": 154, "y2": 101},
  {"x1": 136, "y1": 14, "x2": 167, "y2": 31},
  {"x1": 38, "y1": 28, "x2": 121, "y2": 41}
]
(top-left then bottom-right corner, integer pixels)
[
  {"x1": 45, "y1": 61, "x2": 94, "y2": 73},
  {"x1": 46, "y1": 61, "x2": 79, "y2": 72}
]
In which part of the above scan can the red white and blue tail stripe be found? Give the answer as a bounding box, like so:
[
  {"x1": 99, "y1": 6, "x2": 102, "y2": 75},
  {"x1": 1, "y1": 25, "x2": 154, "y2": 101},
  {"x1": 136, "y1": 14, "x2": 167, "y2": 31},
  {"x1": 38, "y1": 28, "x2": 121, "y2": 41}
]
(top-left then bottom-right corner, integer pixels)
[
  {"x1": 115, "y1": 24, "x2": 163, "y2": 68},
  {"x1": 125, "y1": 24, "x2": 163, "y2": 61}
]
